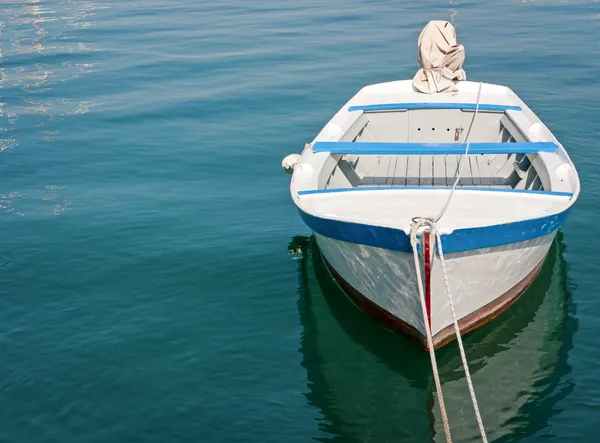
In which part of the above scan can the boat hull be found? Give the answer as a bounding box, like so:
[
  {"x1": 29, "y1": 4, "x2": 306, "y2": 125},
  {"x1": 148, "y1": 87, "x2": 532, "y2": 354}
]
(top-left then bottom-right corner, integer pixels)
[{"x1": 313, "y1": 231, "x2": 555, "y2": 349}]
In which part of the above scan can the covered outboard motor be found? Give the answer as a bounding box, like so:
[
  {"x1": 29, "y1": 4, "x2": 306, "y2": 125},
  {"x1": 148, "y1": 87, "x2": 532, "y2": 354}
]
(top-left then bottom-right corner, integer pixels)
[{"x1": 413, "y1": 20, "x2": 466, "y2": 94}]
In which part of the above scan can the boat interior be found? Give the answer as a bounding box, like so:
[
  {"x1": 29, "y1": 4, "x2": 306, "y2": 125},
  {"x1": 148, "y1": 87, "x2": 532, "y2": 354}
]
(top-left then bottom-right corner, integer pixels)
[{"x1": 321, "y1": 108, "x2": 549, "y2": 192}]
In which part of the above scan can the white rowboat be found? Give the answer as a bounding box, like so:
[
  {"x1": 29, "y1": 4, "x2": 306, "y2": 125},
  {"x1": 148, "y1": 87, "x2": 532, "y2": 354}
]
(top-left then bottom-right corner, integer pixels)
[{"x1": 287, "y1": 79, "x2": 579, "y2": 350}]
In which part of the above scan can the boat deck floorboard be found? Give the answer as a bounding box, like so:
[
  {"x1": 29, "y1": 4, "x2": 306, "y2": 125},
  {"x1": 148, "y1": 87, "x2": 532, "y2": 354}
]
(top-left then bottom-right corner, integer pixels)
[{"x1": 345, "y1": 154, "x2": 515, "y2": 188}]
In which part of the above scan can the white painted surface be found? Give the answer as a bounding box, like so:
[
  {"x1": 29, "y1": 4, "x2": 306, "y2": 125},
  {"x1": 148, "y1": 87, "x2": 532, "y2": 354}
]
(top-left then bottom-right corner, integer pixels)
[
  {"x1": 315, "y1": 231, "x2": 556, "y2": 337},
  {"x1": 429, "y1": 232, "x2": 555, "y2": 333},
  {"x1": 315, "y1": 233, "x2": 424, "y2": 333}
]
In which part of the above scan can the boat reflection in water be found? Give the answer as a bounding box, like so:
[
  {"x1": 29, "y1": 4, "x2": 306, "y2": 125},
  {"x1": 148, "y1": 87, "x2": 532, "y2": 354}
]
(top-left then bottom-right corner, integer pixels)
[{"x1": 292, "y1": 233, "x2": 576, "y2": 442}]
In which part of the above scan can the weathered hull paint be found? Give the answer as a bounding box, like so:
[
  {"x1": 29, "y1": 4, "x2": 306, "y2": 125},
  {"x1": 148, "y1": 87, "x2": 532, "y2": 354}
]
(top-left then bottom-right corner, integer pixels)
[
  {"x1": 432, "y1": 256, "x2": 545, "y2": 348},
  {"x1": 314, "y1": 231, "x2": 556, "y2": 349}
]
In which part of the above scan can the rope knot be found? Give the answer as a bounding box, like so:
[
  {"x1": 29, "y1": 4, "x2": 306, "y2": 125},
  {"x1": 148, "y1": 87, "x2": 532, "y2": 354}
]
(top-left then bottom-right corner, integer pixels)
[{"x1": 409, "y1": 216, "x2": 437, "y2": 247}]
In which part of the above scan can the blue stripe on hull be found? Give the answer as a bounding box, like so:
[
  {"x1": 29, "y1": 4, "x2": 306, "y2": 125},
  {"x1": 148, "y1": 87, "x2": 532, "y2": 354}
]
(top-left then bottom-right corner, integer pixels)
[{"x1": 298, "y1": 208, "x2": 571, "y2": 253}]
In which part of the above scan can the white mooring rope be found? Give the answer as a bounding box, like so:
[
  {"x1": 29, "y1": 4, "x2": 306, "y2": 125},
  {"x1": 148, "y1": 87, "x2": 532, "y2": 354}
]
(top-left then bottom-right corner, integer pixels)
[
  {"x1": 409, "y1": 220, "x2": 488, "y2": 443},
  {"x1": 409, "y1": 222, "x2": 453, "y2": 443},
  {"x1": 434, "y1": 227, "x2": 488, "y2": 443},
  {"x1": 408, "y1": 82, "x2": 488, "y2": 443}
]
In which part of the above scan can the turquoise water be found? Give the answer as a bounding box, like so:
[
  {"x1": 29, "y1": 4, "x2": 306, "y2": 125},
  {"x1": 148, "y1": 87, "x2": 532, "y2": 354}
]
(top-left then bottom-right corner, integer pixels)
[{"x1": 0, "y1": 1, "x2": 599, "y2": 441}]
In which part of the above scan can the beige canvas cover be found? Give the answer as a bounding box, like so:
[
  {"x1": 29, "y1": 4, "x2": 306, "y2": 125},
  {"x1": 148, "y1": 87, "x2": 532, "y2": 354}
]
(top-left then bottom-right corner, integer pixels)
[{"x1": 412, "y1": 20, "x2": 466, "y2": 94}]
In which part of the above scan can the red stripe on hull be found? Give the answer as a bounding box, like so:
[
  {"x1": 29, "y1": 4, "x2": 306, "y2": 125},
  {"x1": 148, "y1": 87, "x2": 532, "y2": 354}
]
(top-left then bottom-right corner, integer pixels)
[
  {"x1": 321, "y1": 253, "x2": 547, "y2": 350},
  {"x1": 424, "y1": 232, "x2": 432, "y2": 331}
]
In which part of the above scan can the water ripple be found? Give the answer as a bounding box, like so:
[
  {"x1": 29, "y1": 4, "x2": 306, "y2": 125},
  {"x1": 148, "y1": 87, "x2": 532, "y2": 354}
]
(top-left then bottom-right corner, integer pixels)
[{"x1": 0, "y1": 0, "x2": 106, "y2": 148}]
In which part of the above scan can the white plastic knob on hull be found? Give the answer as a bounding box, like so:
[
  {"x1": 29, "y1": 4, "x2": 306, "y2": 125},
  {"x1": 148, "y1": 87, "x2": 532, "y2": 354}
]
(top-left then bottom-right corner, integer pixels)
[{"x1": 282, "y1": 154, "x2": 301, "y2": 173}]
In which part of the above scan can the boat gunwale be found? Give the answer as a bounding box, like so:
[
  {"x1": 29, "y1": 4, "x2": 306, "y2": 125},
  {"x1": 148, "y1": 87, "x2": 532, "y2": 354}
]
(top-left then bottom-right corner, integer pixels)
[{"x1": 347, "y1": 102, "x2": 523, "y2": 112}]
